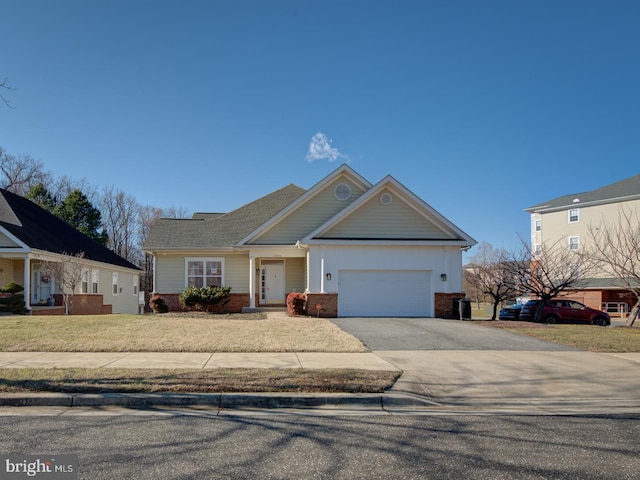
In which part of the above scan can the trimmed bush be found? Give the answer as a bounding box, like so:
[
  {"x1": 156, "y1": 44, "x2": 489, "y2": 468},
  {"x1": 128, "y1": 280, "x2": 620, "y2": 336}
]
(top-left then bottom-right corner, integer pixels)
[
  {"x1": 0, "y1": 292, "x2": 26, "y2": 314},
  {"x1": 149, "y1": 294, "x2": 169, "y2": 313},
  {"x1": 0, "y1": 282, "x2": 24, "y2": 294},
  {"x1": 287, "y1": 292, "x2": 306, "y2": 316},
  {"x1": 179, "y1": 286, "x2": 232, "y2": 313}
]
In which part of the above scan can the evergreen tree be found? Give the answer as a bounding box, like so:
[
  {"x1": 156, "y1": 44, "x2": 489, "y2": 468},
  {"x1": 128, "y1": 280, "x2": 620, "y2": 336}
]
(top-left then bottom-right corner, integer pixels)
[
  {"x1": 24, "y1": 183, "x2": 57, "y2": 212},
  {"x1": 53, "y1": 189, "x2": 108, "y2": 245}
]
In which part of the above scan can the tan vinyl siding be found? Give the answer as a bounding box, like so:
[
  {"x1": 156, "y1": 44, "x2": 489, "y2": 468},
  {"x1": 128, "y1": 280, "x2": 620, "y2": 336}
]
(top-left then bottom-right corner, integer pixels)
[
  {"x1": 224, "y1": 255, "x2": 249, "y2": 292},
  {"x1": 285, "y1": 257, "x2": 306, "y2": 293},
  {"x1": 0, "y1": 231, "x2": 19, "y2": 247},
  {"x1": 251, "y1": 177, "x2": 366, "y2": 245},
  {"x1": 155, "y1": 253, "x2": 249, "y2": 293},
  {"x1": 155, "y1": 255, "x2": 186, "y2": 293},
  {"x1": 320, "y1": 189, "x2": 452, "y2": 240}
]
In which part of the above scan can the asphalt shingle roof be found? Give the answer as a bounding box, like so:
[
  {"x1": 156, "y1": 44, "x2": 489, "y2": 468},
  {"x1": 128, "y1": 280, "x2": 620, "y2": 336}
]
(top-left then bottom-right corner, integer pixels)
[
  {"x1": 0, "y1": 189, "x2": 140, "y2": 270},
  {"x1": 143, "y1": 184, "x2": 307, "y2": 250},
  {"x1": 525, "y1": 174, "x2": 640, "y2": 212}
]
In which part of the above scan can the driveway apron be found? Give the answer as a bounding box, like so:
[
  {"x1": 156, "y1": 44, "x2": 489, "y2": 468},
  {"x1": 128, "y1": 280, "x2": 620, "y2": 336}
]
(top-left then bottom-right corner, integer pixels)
[{"x1": 332, "y1": 317, "x2": 640, "y2": 409}]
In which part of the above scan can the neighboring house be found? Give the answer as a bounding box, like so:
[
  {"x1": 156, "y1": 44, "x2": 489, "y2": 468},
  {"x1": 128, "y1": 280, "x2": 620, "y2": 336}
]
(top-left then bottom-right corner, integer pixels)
[
  {"x1": 144, "y1": 164, "x2": 476, "y2": 317},
  {"x1": 0, "y1": 189, "x2": 142, "y2": 315},
  {"x1": 524, "y1": 173, "x2": 640, "y2": 316}
]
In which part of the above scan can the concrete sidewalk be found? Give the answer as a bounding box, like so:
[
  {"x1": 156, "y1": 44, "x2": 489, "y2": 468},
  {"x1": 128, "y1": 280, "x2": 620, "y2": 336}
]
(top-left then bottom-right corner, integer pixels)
[
  {"x1": 0, "y1": 351, "x2": 397, "y2": 371},
  {"x1": 1, "y1": 350, "x2": 639, "y2": 414}
]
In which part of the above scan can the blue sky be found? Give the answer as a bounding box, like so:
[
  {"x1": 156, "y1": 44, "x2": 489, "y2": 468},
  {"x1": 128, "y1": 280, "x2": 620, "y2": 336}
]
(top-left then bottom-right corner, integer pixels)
[{"x1": 2, "y1": 0, "x2": 639, "y2": 260}]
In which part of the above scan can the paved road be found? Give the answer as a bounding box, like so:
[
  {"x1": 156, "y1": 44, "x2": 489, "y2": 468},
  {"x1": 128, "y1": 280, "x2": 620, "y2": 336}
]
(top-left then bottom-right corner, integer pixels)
[
  {"x1": 331, "y1": 317, "x2": 576, "y2": 350},
  {"x1": 1, "y1": 414, "x2": 638, "y2": 479}
]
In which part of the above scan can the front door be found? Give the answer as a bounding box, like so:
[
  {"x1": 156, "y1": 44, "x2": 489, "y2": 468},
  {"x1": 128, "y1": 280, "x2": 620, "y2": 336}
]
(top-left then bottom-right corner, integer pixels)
[
  {"x1": 31, "y1": 268, "x2": 54, "y2": 305},
  {"x1": 262, "y1": 262, "x2": 285, "y2": 304}
]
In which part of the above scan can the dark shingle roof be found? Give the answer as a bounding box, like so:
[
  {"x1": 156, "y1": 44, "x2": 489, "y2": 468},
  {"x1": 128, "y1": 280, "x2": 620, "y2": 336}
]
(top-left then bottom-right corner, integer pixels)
[
  {"x1": 143, "y1": 184, "x2": 306, "y2": 250},
  {"x1": 0, "y1": 189, "x2": 140, "y2": 270},
  {"x1": 525, "y1": 174, "x2": 640, "y2": 212}
]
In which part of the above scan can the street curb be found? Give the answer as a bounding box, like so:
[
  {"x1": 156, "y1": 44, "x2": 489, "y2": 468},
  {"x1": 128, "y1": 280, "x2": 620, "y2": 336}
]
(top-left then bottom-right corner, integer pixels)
[{"x1": 0, "y1": 392, "x2": 435, "y2": 409}]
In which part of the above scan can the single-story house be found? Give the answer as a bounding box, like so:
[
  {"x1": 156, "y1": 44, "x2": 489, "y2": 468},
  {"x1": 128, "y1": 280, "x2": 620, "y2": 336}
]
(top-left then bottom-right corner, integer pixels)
[
  {"x1": 144, "y1": 164, "x2": 477, "y2": 317},
  {"x1": 0, "y1": 188, "x2": 142, "y2": 315}
]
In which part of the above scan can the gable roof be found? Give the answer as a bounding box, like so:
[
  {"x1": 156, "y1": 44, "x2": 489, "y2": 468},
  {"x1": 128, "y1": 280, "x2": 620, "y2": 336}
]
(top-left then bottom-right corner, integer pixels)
[
  {"x1": 0, "y1": 189, "x2": 140, "y2": 270},
  {"x1": 143, "y1": 184, "x2": 306, "y2": 250},
  {"x1": 236, "y1": 164, "x2": 372, "y2": 245},
  {"x1": 303, "y1": 175, "x2": 477, "y2": 246},
  {"x1": 525, "y1": 174, "x2": 640, "y2": 213}
]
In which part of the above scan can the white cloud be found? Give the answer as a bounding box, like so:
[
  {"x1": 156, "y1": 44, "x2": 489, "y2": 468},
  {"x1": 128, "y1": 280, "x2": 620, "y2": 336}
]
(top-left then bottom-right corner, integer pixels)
[{"x1": 305, "y1": 132, "x2": 348, "y2": 163}]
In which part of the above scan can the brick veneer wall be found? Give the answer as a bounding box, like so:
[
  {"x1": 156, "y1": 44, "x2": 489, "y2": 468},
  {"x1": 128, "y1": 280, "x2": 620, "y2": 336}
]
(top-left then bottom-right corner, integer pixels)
[
  {"x1": 32, "y1": 294, "x2": 112, "y2": 315},
  {"x1": 156, "y1": 293, "x2": 250, "y2": 313},
  {"x1": 434, "y1": 292, "x2": 465, "y2": 319},
  {"x1": 305, "y1": 293, "x2": 338, "y2": 318}
]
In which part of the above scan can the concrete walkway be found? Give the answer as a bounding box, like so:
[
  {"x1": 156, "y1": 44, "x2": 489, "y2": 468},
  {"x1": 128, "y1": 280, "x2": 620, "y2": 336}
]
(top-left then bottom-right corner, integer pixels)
[{"x1": 0, "y1": 351, "x2": 397, "y2": 371}]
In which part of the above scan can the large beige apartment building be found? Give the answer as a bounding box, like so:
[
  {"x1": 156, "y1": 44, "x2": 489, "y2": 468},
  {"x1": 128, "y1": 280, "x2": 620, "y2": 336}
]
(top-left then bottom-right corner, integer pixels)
[{"x1": 524, "y1": 174, "x2": 640, "y2": 316}]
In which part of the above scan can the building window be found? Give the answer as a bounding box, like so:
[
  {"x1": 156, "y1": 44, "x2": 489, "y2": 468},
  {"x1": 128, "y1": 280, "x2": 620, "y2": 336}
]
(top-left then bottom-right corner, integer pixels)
[
  {"x1": 112, "y1": 272, "x2": 119, "y2": 295},
  {"x1": 133, "y1": 276, "x2": 139, "y2": 296},
  {"x1": 569, "y1": 208, "x2": 579, "y2": 223},
  {"x1": 534, "y1": 244, "x2": 542, "y2": 255},
  {"x1": 81, "y1": 269, "x2": 89, "y2": 294},
  {"x1": 569, "y1": 236, "x2": 580, "y2": 251},
  {"x1": 535, "y1": 219, "x2": 541, "y2": 231},
  {"x1": 92, "y1": 269, "x2": 99, "y2": 293},
  {"x1": 186, "y1": 258, "x2": 223, "y2": 288}
]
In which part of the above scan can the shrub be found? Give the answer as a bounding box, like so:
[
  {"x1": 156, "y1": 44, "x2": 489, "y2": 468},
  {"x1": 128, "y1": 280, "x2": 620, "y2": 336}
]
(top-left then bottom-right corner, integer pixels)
[
  {"x1": 0, "y1": 293, "x2": 26, "y2": 314},
  {"x1": 179, "y1": 286, "x2": 232, "y2": 312},
  {"x1": 149, "y1": 294, "x2": 169, "y2": 313},
  {"x1": 0, "y1": 282, "x2": 24, "y2": 294},
  {"x1": 287, "y1": 292, "x2": 306, "y2": 316}
]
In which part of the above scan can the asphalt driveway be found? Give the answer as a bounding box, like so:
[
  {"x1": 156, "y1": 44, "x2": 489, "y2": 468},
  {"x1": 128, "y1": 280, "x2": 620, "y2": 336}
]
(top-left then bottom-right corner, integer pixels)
[
  {"x1": 330, "y1": 317, "x2": 576, "y2": 351},
  {"x1": 331, "y1": 317, "x2": 640, "y2": 412}
]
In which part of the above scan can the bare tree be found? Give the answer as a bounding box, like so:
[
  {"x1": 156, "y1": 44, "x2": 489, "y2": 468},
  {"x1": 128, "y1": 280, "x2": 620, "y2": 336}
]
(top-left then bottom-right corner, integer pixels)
[
  {"x1": 0, "y1": 148, "x2": 52, "y2": 195},
  {"x1": 501, "y1": 237, "x2": 594, "y2": 323},
  {"x1": 1, "y1": 78, "x2": 14, "y2": 108},
  {"x1": 39, "y1": 252, "x2": 86, "y2": 315},
  {"x1": 164, "y1": 205, "x2": 191, "y2": 219},
  {"x1": 100, "y1": 185, "x2": 141, "y2": 264},
  {"x1": 586, "y1": 207, "x2": 640, "y2": 326},
  {"x1": 465, "y1": 242, "x2": 520, "y2": 320}
]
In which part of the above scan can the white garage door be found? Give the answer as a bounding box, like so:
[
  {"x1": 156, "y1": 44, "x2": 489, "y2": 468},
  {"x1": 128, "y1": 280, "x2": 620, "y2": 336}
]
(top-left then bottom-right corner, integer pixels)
[{"x1": 338, "y1": 270, "x2": 432, "y2": 317}]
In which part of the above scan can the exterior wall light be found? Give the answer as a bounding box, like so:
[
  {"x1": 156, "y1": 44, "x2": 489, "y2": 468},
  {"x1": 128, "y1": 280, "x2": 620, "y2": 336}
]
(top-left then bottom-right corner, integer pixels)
[
  {"x1": 326, "y1": 273, "x2": 332, "y2": 281},
  {"x1": 441, "y1": 273, "x2": 447, "y2": 281}
]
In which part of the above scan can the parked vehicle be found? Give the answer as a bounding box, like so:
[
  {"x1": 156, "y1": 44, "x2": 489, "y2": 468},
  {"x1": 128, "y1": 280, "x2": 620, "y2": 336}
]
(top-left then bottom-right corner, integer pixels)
[
  {"x1": 519, "y1": 299, "x2": 610, "y2": 326},
  {"x1": 498, "y1": 304, "x2": 523, "y2": 320}
]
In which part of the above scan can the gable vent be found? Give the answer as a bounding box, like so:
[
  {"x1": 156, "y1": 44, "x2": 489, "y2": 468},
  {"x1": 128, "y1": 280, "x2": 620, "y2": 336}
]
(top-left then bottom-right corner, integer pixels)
[
  {"x1": 334, "y1": 183, "x2": 352, "y2": 201},
  {"x1": 380, "y1": 192, "x2": 393, "y2": 206}
]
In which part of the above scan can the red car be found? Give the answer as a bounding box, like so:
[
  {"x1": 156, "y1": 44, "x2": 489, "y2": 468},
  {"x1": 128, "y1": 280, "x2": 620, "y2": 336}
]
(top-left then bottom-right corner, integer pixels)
[{"x1": 519, "y1": 299, "x2": 610, "y2": 326}]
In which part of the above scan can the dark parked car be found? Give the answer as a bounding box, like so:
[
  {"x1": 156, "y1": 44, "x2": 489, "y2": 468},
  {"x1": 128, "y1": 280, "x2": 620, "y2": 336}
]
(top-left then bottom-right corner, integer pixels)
[
  {"x1": 498, "y1": 304, "x2": 523, "y2": 320},
  {"x1": 519, "y1": 299, "x2": 610, "y2": 326}
]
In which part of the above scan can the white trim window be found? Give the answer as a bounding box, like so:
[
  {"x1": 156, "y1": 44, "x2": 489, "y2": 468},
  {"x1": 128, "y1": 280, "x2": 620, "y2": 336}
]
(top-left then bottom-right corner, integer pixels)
[
  {"x1": 535, "y1": 219, "x2": 541, "y2": 231},
  {"x1": 92, "y1": 269, "x2": 99, "y2": 293},
  {"x1": 569, "y1": 236, "x2": 580, "y2": 251},
  {"x1": 186, "y1": 258, "x2": 224, "y2": 288},
  {"x1": 112, "y1": 272, "x2": 119, "y2": 295},
  {"x1": 569, "y1": 208, "x2": 579, "y2": 223},
  {"x1": 81, "y1": 269, "x2": 89, "y2": 294},
  {"x1": 133, "y1": 275, "x2": 139, "y2": 295}
]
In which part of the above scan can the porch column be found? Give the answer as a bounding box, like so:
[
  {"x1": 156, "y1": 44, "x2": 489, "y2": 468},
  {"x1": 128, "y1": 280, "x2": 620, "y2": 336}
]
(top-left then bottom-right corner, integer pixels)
[
  {"x1": 249, "y1": 256, "x2": 256, "y2": 309},
  {"x1": 320, "y1": 257, "x2": 325, "y2": 294},
  {"x1": 23, "y1": 255, "x2": 31, "y2": 312}
]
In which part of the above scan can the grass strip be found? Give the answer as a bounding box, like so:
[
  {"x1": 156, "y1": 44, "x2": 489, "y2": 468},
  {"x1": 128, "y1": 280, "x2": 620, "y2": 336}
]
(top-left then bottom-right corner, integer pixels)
[
  {"x1": 0, "y1": 368, "x2": 401, "y2": 394},
  {"x1": 478, "y1": 321, "x2": 640, "y2": 352}
]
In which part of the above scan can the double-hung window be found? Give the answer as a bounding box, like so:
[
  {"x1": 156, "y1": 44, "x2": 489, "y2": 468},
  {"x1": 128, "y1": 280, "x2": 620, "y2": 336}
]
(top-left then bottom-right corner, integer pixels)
[
  {"x1": 186, "y1": 258, "x2": 223, "y2": 288},
  {"x1": 112, "y1": 272, "x2": 119, "y2": 295},
  {"x1": 81, "y1": 269, "x2": 89, "y2": 294},
  {"x1": 569, "y1": 208, "x2": 579, "y2": 223},
  {"x1": 569, "y1": 236, "x2": 580, "y2": 251},
  {"x1": 92, "y1": 269, "x2": 99, "y2": 293}
]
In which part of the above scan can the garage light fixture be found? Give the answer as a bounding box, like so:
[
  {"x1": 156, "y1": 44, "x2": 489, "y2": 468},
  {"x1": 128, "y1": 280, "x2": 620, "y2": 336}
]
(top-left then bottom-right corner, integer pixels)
[
  {"x1": 326, "y1": 273, "x2": 332, "y2": 281},
  {"x1": 440, "y1": 274, "x2": 447, "y2": 281}
]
